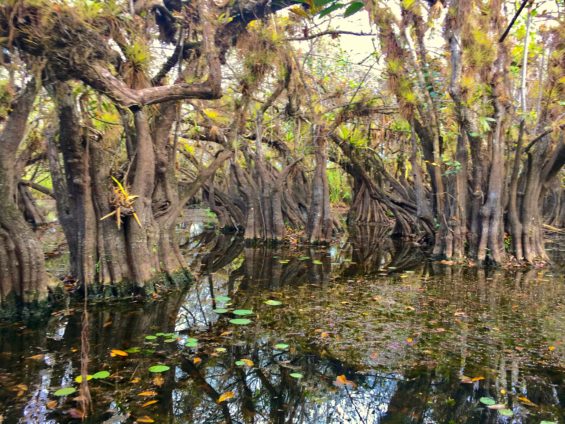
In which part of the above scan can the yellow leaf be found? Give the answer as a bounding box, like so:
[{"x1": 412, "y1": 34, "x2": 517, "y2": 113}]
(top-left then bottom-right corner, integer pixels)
[
  {"x1": 27, "y1": 354, "x2": 45, "y2": 361},
  {"x1": 110, "y1": 349, "x2": 128, "y2": 357},
  {"x1": 517, "y1": 396, "x2": 536, "y2": 407},
  {"x1": 152, "y1": 374, "x2": 164, "y2": 387},
  {"x1": 471, "y1": 376, "x2": 485, "y2": 382},
  {"x1": 500, "y1": 389, "x2": 507, "y2": 395},
  {"x1": 137, "y1": 416, "x2": 155, "y2": 423},
  {"x1": 334, "y1": 374, "x2": 355, "y2": 387},
  {"x1": 47, "y1": 400, "x2": 58, "y2": 409},
  {"x1": 193, "y1": 357, "x2": 202, "y2": 365},
  {"x1": 240, "y1": 359, "x2": 254, "y2": 367},
  {"x1": 138, "y1": 391, "x2": 158, "y2": 397},
  {"x1": 142, "y1": 400, "x2": 158, "y2": 408},
  {"x1": 100, "y1": 210, "x2": 116, "y2": 221},
  {"x1": 132, "y1": 212, "x2": 142, "y2": 227},
  {"x1": 217, "y1": 391, "x2": 235, "y2": 403},
  {"x1": 131, "y1": 377, "x2": 141, "y2": 384}
]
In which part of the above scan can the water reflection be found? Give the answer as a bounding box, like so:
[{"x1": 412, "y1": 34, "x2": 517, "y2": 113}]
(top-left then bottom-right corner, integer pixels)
[{"x1": 0, "y1": 231, "x2": 563, "y2": 423}]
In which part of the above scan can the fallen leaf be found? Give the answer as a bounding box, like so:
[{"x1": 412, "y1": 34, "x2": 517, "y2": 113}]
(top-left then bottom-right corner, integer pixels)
[
  {"x1": 131, "y1": 377, "x2": 141, "y2": 384},
  {"x1": 217, "y1": 391, "x2": 235, "y2": 403},
  {"x1": 27, "y1": 354, "x2": 45, "y2": 361},
  {"x1": 142, "y1": 400, "x2": 158, "y2": 408},
  {"x1": 110, "y1": 349, "x2": 128, "y2": 357},
  {"x1": 137, "y1": 416, "x2": 155, "y2": 423},
  {"x1": 138, "y1": 391, "x2": 158, "y2": 397},
  {"x1": 193, "y1": 357, "x2": 202, "y2": 365},
  {"x1": 334, "y1": 374, "x2": 355, "y2": 387},
  {"x1": 152, "y1": 375, "x2": 164, "y2": 387},
  {"x1": 517, "y1": 396, "x2": 537, "y2": 407},
  {"x1": 47, "y1": 400, "x2": 58, "y2": 409},
  {"x1": 471, "y1": 376, "x2": 485, "y2": 382},
  {"x1": 240, "y1": 359, "x2": 254, "y2": 367}
]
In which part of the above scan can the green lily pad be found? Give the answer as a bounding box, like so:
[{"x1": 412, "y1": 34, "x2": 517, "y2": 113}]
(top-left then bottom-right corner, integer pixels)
[
  {"x1": 54, "y1": 387, "x2": 76, "y2": 397},
  {"x1": 74, "y1": 375, "x2": 92, "y2": 383},
  {"x1": 155, "y1": 332, "x2": 165, "y2": 337},
  {"x1": 264, "y1": 300, "x2": 282, "y2": 306},
  {"x1": 290, "y1": 373, "x2": 303, "y2": 379},
  {"x1": 235, "y1": 360, "x2": 245, "y2": 366},
  {"x1": 230, "y1": 318, "x2": 252, "y2": 325},
  {"x1": 275, "y1": 343, "x2": 289, "y2": 350},
  {"x1": 480, "y1": 397, "x2": 496, "y2": 406},
  {"x1": 214, "y1": 308, "x2": 229, "y2": 314},
  {"x1": 145, "y1": 335, "x2": 157, "y2": 341},
  {"x1": 215, "y1": 296, "x2": 231, "y2": 303},
  {"x1": 148, "y1": 365, "x2": 170, "y2": 373},
  {"x1": 185, "y1": 338, "x2": 198, "y2": 348},
  {"x1": 298, "y1": 256, "x2": 310, "y2": 261},
  {"x1": 279, "y1": 259, "x2": 289, "y2": 264},
  {"x1": 499, "y1": 409, "x2": 513, "y2": 417},
  {"x1": 164, "y1": 338, "x2": 177, "y2": 343},
  {"x1": 92, "y1": 371, "x2": 110, "y2": 379},
  {"x1": 540, "y1": 421, "x2": 557, "y2": 424},
  {"x1": 126, "y1": 347, "x2": 141, "y2": 353},
  {"x1": 233, "y1": 309, "x2": 253, "y2": 316}
]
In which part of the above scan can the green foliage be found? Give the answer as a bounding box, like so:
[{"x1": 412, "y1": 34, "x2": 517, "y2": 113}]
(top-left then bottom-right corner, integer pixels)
[{"x1": 327, "y1": 167, "x2": 351, "y2": 204}]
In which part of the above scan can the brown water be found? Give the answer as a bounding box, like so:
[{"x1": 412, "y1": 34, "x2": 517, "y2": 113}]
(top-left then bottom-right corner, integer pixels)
[{"x1": 0, "y1": 228, "x2": 564, "y2": 423}]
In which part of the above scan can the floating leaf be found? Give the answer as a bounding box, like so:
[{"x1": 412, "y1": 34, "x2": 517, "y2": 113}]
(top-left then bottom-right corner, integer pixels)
[
  {"x1": 214, "y1": 308, "x2": 229, "y2": 314},
  {"x1": 278, "y1": 259, "x2": 289, "y2": 264},
  {"x1": 298, "y1": 256, "x2": 310, "y2": 261},
  {"x1": 138, "y1": 390, "x2": 158, "y2": 397},
  {"x1": 215, "y1": 296, "x2": 231, "y2": 303},
  {"x1": 540, "y1": 421, "x2": 557, "y2": 424},
  {"x1": 215, "y1": 347, "x2": 227, "y2": 353},
  {"x1": 471, "y1": 376, "x2": 485, "y2": 382},
  {"x1": 126, "y1": 347, "x2": 141, "y2": 353},
  {"x1": 230, "y1": 318, "x2": 252, "y2": 325},
  {"x1": 142, "y1": 400, "x2": 158, "y2": 408},
  {"x1": 264, "y1": 300, "x2": 282, "y2": 306},
  {"x1": 480, "y1": 397, "x2": 496, "y2": 406},
  {"x1": 185, "y1": 338, "x2": 198, "y2": 348},
  {"x1": 193, "y1": 357, "x2": 202, "y2": 365},
  {"x1": 275, "y1": 343, "x2": 289, "y2": 350},
  {"x1": 74, "y1": 375, "x2": 93, "y2": 383},
  {"x1": 499, "y1": 409, "x2": 513, "y2": 417},
  {"x1": 290, "y1": 373, "x2": 303, "y2": 379},
  {"x1": 164, "y1": 338, "x2": 177, "y2": 343},
  {"x1": 518, "y1": 396, "x2": 537, "y2": 407},
  {"x1": 148, "y1": 365, "x2": 170, "y2": 373},
  {"x1": 145, "y1": 335, "x2": 157, "y2": 341},
  {"x1": 137, "y1": 416, "x2": 155, "y2": 423},
  {"x1": 312, "y1": 260, "x2": 323, "y2": 265},
  {"x1": 92, "y1": 371, "x2": 110, "y2": 379},
  {"x1": 110, "y1": 349, "x2": 128, "y2": 357},
  {"x1": 155, "y1": 333, "x2": 165, "y2": 337},
  {"x1": 233, "y1": 309, "x2": 253, "y2": 316},
  {"x1": 217, "y1": 391, "x2": 235, "y2": 403},
  {"x1": 54, "y1": 387, "x2": 76, "y2": 397},
  {"x1": 334, "y1": 374, "x2": 355, "y2": 387},
  {"x1": 238, "y1": 358, "x2": 254, "y2": 367}
]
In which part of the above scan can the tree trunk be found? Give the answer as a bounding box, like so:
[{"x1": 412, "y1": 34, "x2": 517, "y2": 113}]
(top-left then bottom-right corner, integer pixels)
[{"x1": 0, "y1": 80, "x2": 48, "y2": 315}]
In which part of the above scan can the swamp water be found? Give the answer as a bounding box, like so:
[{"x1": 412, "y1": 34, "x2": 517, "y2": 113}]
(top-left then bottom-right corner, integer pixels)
[{"x1": 0, "y1": 228, "x2": 564, "y2": 423}]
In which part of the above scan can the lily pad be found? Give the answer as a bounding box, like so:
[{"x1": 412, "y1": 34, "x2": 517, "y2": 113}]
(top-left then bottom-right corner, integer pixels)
[
  {"x1": 298, "y1": 256, "x2": 310, "y2": 261},
  {"x1": 480, "y1": 397, "x2": 496, "y2": 406},
  {"x1": 92, "y1": 370, "x2": 110, "y2": 379},
  {"x1": 264, "y1": 300, "x2": 282, "y2": 306},
  {"x1": 164, "y1": 338, "x2": 177, "y2": 343},
  {"x1": 215, "y1": 296, "x2": 231, "y2": 303},
  {"x1": 145, "y1": 335, "x2": 157, "y2": 341},
  {"x1": 185, "y1": 338, "x2": 198, "y2": 348},
  {"x1": 499, "y1": 409, "x2": 513, "y2": 417},
  {"x1": 279, "y1": 259, "x2": 289, "y2": 264},
  {"x1": 155, "y1": 332, "x2": 165, "y2": 337},
  {"x1": 74, "y1": 375, "x2": 92, "y2": 383},
  {"x1": 148, "y1": 365, "x2": 170, "y2": 373},
  {"x1": 54, "y1": 387, "x2": 77, "y2": 397},
  {"x1": 233, "y1": 309, "x2": 253, "y2": 316},
  {"x1": 290, "y1": 373, "x2": 303, "y2": 379},
  {"x1": 126, "y1": 347, "x2": 141, "y2": 353},
  {"x1": 275, "y1": 343, "x2": 289, "y2": 350},
  {"x1": 214, "y1": 308, "x2": 229, "y2": 314},
  {"x1": 230, "y1": 318, "x2": 252, "y2": 325}
]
